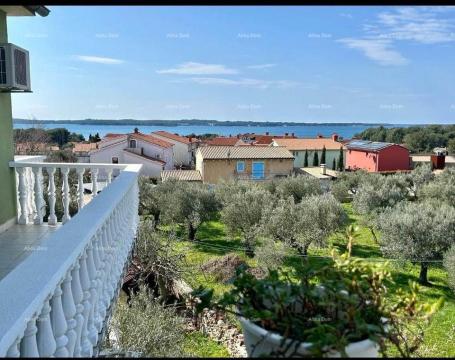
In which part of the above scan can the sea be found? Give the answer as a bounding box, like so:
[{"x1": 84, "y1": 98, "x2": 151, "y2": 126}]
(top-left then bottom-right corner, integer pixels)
[{"x1": 13, "y1": 122, "x2": 411, "y2": 140}]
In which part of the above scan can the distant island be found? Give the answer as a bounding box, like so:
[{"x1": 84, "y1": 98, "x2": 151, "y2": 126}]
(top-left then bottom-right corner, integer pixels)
[{"x1": 13, "y1": 118, "x2": 391, "y2": 127}]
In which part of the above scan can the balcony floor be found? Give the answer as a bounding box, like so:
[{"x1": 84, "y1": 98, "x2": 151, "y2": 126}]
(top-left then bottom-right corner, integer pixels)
[{"x1": 0, "y1": 224, "x2": 59, "y2": 281}]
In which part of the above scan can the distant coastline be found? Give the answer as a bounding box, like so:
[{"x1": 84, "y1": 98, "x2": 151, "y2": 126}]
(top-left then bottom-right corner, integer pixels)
[{"x1": 13, "y1": 118, "x2": 392, "y2": 127}]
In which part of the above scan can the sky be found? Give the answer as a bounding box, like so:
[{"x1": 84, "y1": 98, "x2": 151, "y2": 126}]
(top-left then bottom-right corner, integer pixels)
[{"x1": 6, "y1": 5, "x2": 455, "y2": 124}]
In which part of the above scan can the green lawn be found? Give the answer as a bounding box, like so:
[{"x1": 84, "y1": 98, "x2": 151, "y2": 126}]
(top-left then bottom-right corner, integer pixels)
[{"x1": 170, "y1": 203, "x2": 455, "y2": 357}]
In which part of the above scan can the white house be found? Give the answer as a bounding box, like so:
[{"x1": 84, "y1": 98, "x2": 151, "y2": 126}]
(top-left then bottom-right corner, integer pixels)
[
  {"x1": 151, "y1": 130, "x2": 199, "y2": 167},
  {"x1": 272, "y1": 134, "x2": 346, "y2": 170},
  {"x1": 90, "y1": 130, "x2": 174, "y2": 178}
]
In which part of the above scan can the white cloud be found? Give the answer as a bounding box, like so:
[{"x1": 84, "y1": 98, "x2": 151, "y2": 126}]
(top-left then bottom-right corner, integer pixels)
[
  {"x1": 338, "y1": 38, "x2": 408, "y2": 66},
  {"x1": 176, "y1": 77, "x2": 297, "y2": 89},
  {"x1": 157, "y1": 62, "x2": 238, "y2": 75},
  {"x1": 75, "y1": 55, "x2": 124, "y2": 64},
  {"x1": 339, "y1": 7, "x2": 455, "y2": 65},
  {"x1": 339, "y1": 13, "x2": 353, "y2": 19},
  {"x1": 372, "y1": 7, "x2": 455, "y2": 44},
  {"x1": 247, "y1": 63, "x2": 276, "y2": 69}
]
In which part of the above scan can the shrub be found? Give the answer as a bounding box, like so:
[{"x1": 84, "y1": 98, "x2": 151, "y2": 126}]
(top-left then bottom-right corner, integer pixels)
[
  {"x1": 275, "y1": 174, "x2": 322, "y2": 203},
  {"x1": 111, "y1": 286, "x2": 186, "y2": 357}
]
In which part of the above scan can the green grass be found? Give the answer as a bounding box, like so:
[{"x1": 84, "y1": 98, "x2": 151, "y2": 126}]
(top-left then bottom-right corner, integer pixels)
[
  {"x1": 169, "y1": 204, "x2": 455, "y2": 357},
  {"x1": 183, "y1": 331, "x2": 230, "y2": 357}
]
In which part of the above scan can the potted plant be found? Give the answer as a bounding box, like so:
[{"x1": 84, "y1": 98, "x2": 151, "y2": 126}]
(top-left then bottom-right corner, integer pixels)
[{"x1": 217, "y1": 252, "x2": 444, "y2": 358}]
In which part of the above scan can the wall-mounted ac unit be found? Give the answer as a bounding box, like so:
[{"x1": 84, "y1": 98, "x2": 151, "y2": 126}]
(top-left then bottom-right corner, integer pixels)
[{"x1": 0, "y1": 43, "x2": 31, "y2": 92}]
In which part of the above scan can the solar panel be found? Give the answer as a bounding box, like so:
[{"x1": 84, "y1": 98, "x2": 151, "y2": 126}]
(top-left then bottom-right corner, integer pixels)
[{"x1": 346, "y1": 140, "x2": 394, "y2": 151}]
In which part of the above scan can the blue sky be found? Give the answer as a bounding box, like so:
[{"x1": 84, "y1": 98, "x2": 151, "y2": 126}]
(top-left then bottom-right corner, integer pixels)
[{"x1": 7, "y1": 6, "x2": 455, "y2": 124}]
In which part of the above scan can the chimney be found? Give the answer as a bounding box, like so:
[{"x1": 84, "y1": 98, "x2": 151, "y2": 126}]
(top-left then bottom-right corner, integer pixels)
[
  {"x1": 317, "y1": 134, "x2": 324, "y2": 139},
  {"x1": 237, "y1": 134, "x2": 240, "y2": 139},
  {"x1": 134, "y1": 127, "x2": 139, "y2": 134},
  {"x1": 285, "y1": 132, "x2": 288, "y2": 136},
  {"x1": 332, "y1": 133, "x2": 339, "y2": 142},
  {"x1": 266, "y1": 132, "x2": 269, "y2": 135},
  {"x1": 291, "y1": 132, "x2": 295, "y2": 137},
  {"x1": 320, "y1": 163, "x2": 326, "y2": 175}
]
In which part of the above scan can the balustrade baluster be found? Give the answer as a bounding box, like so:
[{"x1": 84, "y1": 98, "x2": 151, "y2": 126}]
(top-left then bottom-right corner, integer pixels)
[
  {"x1": 76, "y1": 168, "x2": 85, "y2": 210},
  {"x1": 17, "y1": 167, "x2": 28, "y2": 225},
  {"x1": 19, "y1": 315, "x2": 39, "y2": 357},
  {"x1": 61, "y1": 167, "x2": 71, "y2": 224},
  {"x1": 6, "y1": 336, "x2": 21, "y2": 357},
  {"x1": 98, "y1": 224, "x2": 110, "y2": 321},
  {"x1": 26, "y1": 168, "x2": 35, "y2": 223},
  {"x1": 86, "y1": 243, "x2": 99, "y2": 346},
  {"x1": 92, "y1": 229, "x2": 105, "y2": 332},
  {"x1": 62, "y1": 269, "x2": 77, "y2": 356},
  {"x1": 50, "y1": 281, "x2": 69, "y2": 357},
  {"x1": 106, "y1": 169, "x2": 113, "y2": 184},
  {"x1": 71, "y1": 261, "x2": 84, "y2": 357},
  {"x1": 46, "y1": 167, "x2": 57, "y2": 226},
  {"x1": 32, "y1": 167, "x2": 44, "y2": 225},
  {"x1": 79, "y1": 250, "x2": 93, "y2": 357},
  {"x1": 91, "y1": 168, "x2": 99, "y2": 199},
  {"x1": 36, "y1": 296, "x2": 57, "y2": 357}
]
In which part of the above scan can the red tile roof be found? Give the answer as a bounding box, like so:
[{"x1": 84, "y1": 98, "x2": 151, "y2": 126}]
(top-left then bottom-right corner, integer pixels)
[
  {"x1": 72, "y1": 142, "x2": 98, "y2": 153},
  {"x1": 273, "y1": 138, "x2": 344, "y2": 151},
  {"x1": 131, "y1": 132, "x2": 174, "y2": 148},
  {"x1": 204, "y1": 137, "x2": 245, "y2": 146},
  {"x1": 152, "y1": 130, "x2": 195, "y2": 144}
]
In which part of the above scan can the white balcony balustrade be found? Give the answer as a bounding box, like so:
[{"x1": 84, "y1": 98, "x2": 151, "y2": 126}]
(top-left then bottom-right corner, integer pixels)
[
  {"x1": 0, "y1": 160, "x2": 142, "y2": 357},
  {"x1": 11, "y1": 159, "x2": 127, "y2": 226}
]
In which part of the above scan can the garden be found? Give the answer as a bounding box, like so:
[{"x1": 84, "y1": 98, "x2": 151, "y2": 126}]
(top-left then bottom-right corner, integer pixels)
[{"x1": 102, "y1": 165, "x2": 455, "y2": 358}]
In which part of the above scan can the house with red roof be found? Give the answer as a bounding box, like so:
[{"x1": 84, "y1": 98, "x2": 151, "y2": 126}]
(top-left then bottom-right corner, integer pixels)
[
  {"x1": 151, "y1": 130, "x2": 199, "y2": 167},
  {"x1": 89, "y1": 129, "x2": 174, "y2": 178},
  {"x1": 272, "y1": 134, "x2": 345, "y2": 169}
]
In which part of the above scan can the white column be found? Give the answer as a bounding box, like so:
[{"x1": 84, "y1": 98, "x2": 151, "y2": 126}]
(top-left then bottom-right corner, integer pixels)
[
  {"x1": 17, "y1": 167, "x2": 28, "y2": 225},
  {"x1": 26, "y1": 168, "x2": 35, "y2": 223},
  {"x1": 61, "y1": 167, "x2": 71, "y2": 224},
  {"x1": 47, "y1": 167, "x2": 57, "y2": 226},
  {"x1": 50, "y1": 281, "x2": 69, "y2": 357},
  {"x1": 70, "y1": 261, "x2": 84, "y2": 357},
  {"x1": 62, "y1": 269, "x2": 77, "y2": 356},
  {"x1": 36, "y1": 296, "x2": 57, "y2": 357},
  {"x1": 76, "y1": 168, "x2": 85, "y2": 210},
  {"x1": 79, "y1": 251, "x2": 93, "y2": 357},
  {"x1": 86, "y1": 243, "x2": 99, "y2": 347},
  {"x1": 32, "y1": 167, "x2": 44, "y2": 225},
  {"x1": 106, "y1": 169, "x2": 113, "y2": 184},
  {"x1": 91, "y1": 168, "x2": 99, "y2": 199},
  {"x1": 19, "y1": 315, "x2": 39, "y2": 357}
]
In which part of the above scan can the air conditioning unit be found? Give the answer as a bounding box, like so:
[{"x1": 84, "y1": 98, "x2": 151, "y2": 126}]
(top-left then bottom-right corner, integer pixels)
[{"x1": 0, "y1": 43, "x2": 31, "y2": 92}]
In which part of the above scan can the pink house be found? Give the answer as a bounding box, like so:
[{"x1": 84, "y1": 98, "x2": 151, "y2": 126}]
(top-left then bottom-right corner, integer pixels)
[{"x1": 345, "y1": 140, "x2": 410, "y2": 172}]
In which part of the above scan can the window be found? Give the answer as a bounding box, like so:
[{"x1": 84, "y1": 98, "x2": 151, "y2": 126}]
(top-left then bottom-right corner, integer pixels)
[
  {"x1": 129, "y1": 139, "x2": 137, "y2": 148},
  {"x1": 236, "y1": 161, "x2": 245, "y2": 173},
  {"x1": 112, "y1": 157, "x2": 119, "y2": 164},
  {"x1": 252, "y1": 161, "x2": 265, "y2": 180}
]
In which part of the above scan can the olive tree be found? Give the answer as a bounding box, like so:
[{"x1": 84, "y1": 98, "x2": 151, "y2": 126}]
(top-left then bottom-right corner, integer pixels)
[
  {"x1": 262, "y1": 194, "x2": 347, "y2": 255},
  {"x1": 220, "y1": 184, "x2": 272, "y2": 257},
  {"x1": 275, "y1": 174, "x2": 322, "y2": 203},
  {"x1": 443, "y1": 245, "x2": 455, "y2": 293},
  {"x1": 161, "y1": 181, "x2": 220, "y2": 241},
  {"x1": 330, "y1": 170, "x2": 370, "y2": 202},
  {"x1": 111, "y1": 286, "x2": 186, "y2": 357},
  {"x1": 352, "y1": 174, "x2": 408, "y2": 243},
  {"x1": 419, "y1": 167, "x2": 455, "y2": 207},
  {"x1": 133, "y1": 220, "x2": 185, "y2": 302},
  {"x1": 377, "y1": 201, "x2": 455, "y2": 285},
  {"x1": 403, "y1": 163, "x2": 434, "y2": 200}
]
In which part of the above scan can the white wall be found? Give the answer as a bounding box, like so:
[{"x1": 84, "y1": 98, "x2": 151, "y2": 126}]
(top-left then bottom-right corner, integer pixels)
[
  {"x1": 123, "y1": 151, "x2": 164, "y2": 178},
  {"x1": 152, "y1": 134, "x2": 192, "y2": 166},
  {"x1": 131, "y1": 138, "x2": 174, "y2": 169}
]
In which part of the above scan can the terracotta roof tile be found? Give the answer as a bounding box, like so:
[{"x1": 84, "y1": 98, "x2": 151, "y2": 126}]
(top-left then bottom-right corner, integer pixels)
[
  {"x1": 161, "y1": 170, "x2": 202, "y2": 181},
  {"x1": 152, "y1": 130, "x2": 195, "y2": 144},
  {"x1": 204, "y1": 137, "x2": 245, "y2": 146},
  {"x1": 273, "y1": 138, "x2": 344, "y2": 151},
  {"x1": 197, "y1": 146, "x2": 294, "y2": 159}
]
